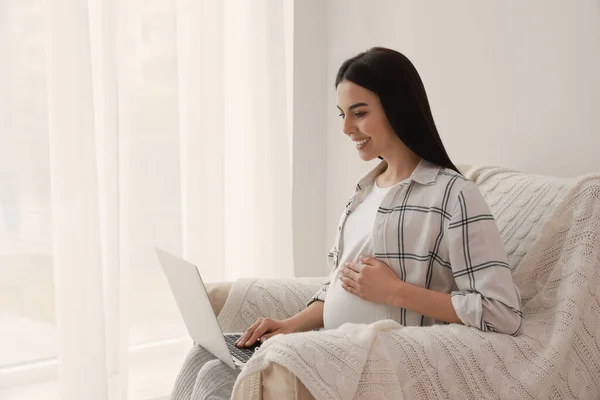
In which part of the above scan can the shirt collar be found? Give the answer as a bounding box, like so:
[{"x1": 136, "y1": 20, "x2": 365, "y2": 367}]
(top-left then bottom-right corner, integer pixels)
[{"x1": 356, "y1": 158, "x2": 441, "y2": 191}]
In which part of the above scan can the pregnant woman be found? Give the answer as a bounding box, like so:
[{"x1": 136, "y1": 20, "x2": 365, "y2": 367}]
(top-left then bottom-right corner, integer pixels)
[{"x1": 171, "y1": 47, "x2": 522, "y2": 400}]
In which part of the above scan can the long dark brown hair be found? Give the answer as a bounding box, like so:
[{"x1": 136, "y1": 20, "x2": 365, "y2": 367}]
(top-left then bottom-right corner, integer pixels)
[{"x1": 336, "y1": 47, "x2": 459, "y2": 173}]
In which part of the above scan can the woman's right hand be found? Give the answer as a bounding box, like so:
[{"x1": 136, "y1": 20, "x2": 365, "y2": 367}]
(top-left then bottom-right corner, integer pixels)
[{"x1": 235, "y1": 317, "x2": 294, "y2": 347}]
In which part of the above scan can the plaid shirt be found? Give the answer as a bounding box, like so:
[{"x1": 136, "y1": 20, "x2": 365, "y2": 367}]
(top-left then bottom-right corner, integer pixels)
[{"x1": 309, "y1": 159, "x2": 523, "y2": 335}]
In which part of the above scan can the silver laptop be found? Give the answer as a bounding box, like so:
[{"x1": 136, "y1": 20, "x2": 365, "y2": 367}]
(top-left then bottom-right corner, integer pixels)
[{"x1": 154, "y1": 247, "x2": 260, "y2": 369}]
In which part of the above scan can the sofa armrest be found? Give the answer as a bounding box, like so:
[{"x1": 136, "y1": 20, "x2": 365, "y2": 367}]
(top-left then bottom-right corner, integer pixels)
[
  {"x1": 205, "y1": 281, "x2": 233, "y2": 316},
  {"x1": 262, "y1": 363, "x2": 315, "y2": 400}
]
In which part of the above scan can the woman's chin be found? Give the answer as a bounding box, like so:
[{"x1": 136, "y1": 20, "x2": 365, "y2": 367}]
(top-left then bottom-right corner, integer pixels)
[{"x1": 358, "y1": 150, "x2": 378, "y2": 162}]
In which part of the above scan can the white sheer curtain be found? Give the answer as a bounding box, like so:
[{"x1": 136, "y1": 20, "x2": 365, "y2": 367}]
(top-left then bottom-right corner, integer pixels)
[{"x1": 0, "y1": 0, "x2": 293, "y2": 398}]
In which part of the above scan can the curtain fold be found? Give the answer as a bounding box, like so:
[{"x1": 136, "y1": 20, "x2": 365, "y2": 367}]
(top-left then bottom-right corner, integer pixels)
[
  {"x1": 46, "y1": 0, "x2": 111, "y2": 398},
  {"x1": 178, "y1": 0, "x2": 294, "y2": 281},
  {"x1": 175, "y1": 0, "x2": 225, "y2": 283}
]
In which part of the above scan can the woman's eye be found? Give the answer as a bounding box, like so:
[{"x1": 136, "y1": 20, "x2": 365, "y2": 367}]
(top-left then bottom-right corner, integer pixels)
[
  {"x1": 338, "y1": 112, "x2": 366, "y2": 119},
  {"x1": 339, "y1": 112, "x2": 366, "y2": 119}
]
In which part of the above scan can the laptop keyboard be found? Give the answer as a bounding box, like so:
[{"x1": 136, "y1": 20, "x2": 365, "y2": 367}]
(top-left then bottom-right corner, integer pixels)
[{"x1": 224, "y1": 334, "x2": 260, "y2": 363}]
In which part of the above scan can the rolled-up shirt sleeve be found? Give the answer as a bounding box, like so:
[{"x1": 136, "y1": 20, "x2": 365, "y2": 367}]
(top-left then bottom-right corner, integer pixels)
[
  {"x1": 448, "y1": 182, "x2": 523, "y2": 336},
  {"x1": 306, "y1": 248, "x2": 339, "y2": 307},
  {"x1": 306, "y1": 282, "x2": 329, "y2": 307}
]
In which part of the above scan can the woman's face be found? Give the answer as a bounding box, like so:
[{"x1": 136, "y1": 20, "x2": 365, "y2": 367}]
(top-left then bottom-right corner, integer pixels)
[{"x1": 336, "y1": 80, "x2": 399, "y2": 162}]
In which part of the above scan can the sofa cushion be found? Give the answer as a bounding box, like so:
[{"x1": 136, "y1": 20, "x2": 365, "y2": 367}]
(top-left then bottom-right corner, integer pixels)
[{"x1": 205, "y1": 281, "x2": 233, "y2": 316}]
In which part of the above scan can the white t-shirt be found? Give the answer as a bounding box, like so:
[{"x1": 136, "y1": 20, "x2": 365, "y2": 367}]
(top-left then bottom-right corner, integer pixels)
[{"x1": 323, "y1": 179, "x2": 406, "y2": 330}]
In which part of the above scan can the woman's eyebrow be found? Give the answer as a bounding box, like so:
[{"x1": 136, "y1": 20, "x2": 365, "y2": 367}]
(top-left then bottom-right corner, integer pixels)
[{"x1": 337, "y1": 102, "x2": 369, "y2": 112}]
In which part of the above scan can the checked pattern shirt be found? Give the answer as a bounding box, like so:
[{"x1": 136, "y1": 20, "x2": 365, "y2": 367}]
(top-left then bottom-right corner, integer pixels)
[{"x1": 308, "y1": 159, "x2": 523, "y2": 335}]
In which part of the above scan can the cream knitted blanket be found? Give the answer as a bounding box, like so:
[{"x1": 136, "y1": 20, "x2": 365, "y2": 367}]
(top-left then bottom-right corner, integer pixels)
[{"x1": 219, "y1": 169, "x2": 600, "y2": 399}]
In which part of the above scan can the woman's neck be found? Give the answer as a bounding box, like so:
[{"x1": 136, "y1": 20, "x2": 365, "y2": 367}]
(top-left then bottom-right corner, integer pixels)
[{"x1": 378, "y1": 150, "x2": 421, "y2": 187}]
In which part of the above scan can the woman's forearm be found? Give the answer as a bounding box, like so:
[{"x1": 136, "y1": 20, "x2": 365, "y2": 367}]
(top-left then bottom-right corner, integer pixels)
[
  {"x1": 285, "y1": 301, "x2": 324, "y2": 333},
  {"x1": 389, "y1": 281, "x2": 462, "y2": 324}
]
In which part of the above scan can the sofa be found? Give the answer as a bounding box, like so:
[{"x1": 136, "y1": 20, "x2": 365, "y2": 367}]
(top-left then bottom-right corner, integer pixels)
[{"x1": 199, "y1": 164, "x2": 600, "y2": 399}]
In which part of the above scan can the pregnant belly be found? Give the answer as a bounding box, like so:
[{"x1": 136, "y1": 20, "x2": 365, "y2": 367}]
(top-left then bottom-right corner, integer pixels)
[{"x1": 323, "y1": 277, "x2": 390, "y2": 330}]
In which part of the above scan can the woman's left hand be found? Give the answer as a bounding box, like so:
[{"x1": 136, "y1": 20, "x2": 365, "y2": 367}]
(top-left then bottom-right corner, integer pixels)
[{"x1": 339, "y1": 255, "x2": 402, "y2": 305}]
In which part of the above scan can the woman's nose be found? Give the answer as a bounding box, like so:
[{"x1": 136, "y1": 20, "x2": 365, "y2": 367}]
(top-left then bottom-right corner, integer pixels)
[{"x1": 342, "y1": 118, "x2": 355, "y2": 136}]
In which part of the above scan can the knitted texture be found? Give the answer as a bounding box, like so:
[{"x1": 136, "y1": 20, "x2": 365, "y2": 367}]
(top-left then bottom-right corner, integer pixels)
[
  {"x1": 220, "y1": 167, "x2": 600, "y2": 399},
  {"x1": 466, "y1": 167, "x2": 572, "y2": 272},
  {"x1": 171, "y1": 346, "x2": 239, "y2": 400}
]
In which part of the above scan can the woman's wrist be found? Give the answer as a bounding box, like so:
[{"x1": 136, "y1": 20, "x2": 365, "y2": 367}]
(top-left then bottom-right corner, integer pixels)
[
  {"x1": 388, "y1": 280, "x2": 406, "y2": 308},
  {"x1": 283, "y1": 316, "x2": 300, "y2": 333},
  {"x1": 285, "y1": 301, "x2": 324, "y2": 333}
]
